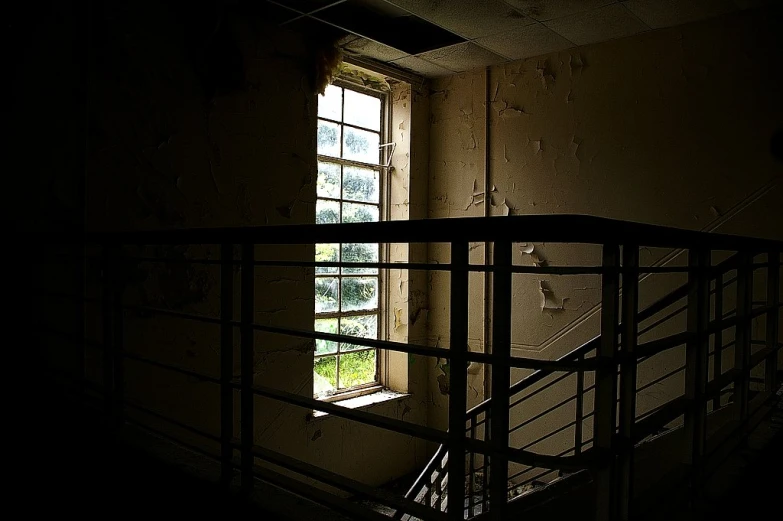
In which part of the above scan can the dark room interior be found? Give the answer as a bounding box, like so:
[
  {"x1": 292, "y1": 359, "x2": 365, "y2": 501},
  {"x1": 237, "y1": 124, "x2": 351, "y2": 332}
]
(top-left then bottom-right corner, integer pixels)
[{"x1": 10, "y1": 1, "x2": 782, "y2": 520}]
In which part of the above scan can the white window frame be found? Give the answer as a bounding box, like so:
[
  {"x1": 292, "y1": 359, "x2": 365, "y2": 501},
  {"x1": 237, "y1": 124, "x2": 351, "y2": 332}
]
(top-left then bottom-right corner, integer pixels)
[{"x1": 314, "y1": 78, "x2": 391, "y2": 402}]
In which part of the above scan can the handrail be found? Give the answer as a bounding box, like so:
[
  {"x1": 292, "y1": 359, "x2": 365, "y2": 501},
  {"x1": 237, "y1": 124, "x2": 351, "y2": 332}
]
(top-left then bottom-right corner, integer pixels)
[
  {"x1": 81, "y1": 215, "x2": 783, "y2": 250},
  {"x1": 49, "y1": 217, "x2": 780, "y2": 521},
  {"x1": 402, "y1": 249, "x2": 753, "y2": 515},
  {"x1": 467, "y1": 251, "x2": 743, "y2": 418}
]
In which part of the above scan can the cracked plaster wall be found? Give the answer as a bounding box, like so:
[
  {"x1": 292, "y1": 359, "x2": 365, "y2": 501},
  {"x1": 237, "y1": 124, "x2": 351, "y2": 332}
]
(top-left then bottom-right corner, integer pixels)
[
  {"x1": 83, "y1": 0, "x2": 429, "y2": 489},
  {"x1": 426, "y1": 6, "x2": 782, "y2": 471}
]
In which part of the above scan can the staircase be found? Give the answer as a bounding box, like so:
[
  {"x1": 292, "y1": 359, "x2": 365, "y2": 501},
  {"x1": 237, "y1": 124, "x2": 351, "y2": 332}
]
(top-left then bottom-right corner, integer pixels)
[
  {"x1": 35, "y1": 215, "x2": 781, "y2": 521},
  {"x1": 396, "y1": 250, "x2": 782, "y2": 520}
]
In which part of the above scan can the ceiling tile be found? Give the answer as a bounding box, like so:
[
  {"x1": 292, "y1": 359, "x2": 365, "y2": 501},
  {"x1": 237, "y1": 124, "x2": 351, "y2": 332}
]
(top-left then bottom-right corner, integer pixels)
[
  {"x1": 544, "y1": 3, "x2": 650, "y2": 46},
  {"x1": 390, "y1": 55, "x2": 456, "y2": 78},
  {"x1": 314, "y1": 1, "x2": 466, "y2": 55},
  {"x1": 621, "y1": 0, "x2": 737, "y2": 29},
  {"x1": 502, "y1": 0, "x2": 617, "y2": 22},
  {"x1": 416, "y1": 42, "x2": 508, "y2": 73},
  {"x1": 385, "y1": 0, "x2": 536, "y2": 39},
  {"x1": 475, "y1": 23, "x2": 574, "y2": 60},
  {"x1": 341, "y1": 37, "x2": 409, "y2": 61}
]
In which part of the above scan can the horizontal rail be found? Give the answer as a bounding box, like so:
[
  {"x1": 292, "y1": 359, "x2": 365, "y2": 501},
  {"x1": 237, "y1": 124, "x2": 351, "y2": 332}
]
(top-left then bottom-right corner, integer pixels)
[
  {"x1": 124, "y1": 415, "x2": 220, "y2": 461},
  {"x1": 246, "y1": 381, "x2": 596, "y2": 471},
  {"x1": 467, "y1": 339, "x2": 598, "y2": 417},
  {"x1": 507, "y1": 446, "x2": 576, "y2": 484},
  {"x1": 637, "y1": 365, "x2": 685, "y2": 393},
  {"x1": 518, "y1": 420, "x2": 578, "y2": 451},
  {"x1": 241, "y1": 443, "x2": 447, "y2": 521},
  {"x1": 245, "y1": 461, "x2": 394, "y2": 521},
  {"x1": 635, "y1": 304, "x2": 778, "y2": 360},
  {"x1": 509, "y1": 395, "x2": 577, "y2": 435},
  {"x1": 248, "y1": 383, "x2": 448, "y2": 443},
  {"x1": 124, "y1": 400, "x2": 221, "y2": 443},
  {"x1": 633, "y1": 396, "x2": 687, "y2": 442},
  {"x1": 118, "y1": 303, "x2": 614, "y2": 371},
  {"x1": 80, "y1": 215, "x2": 783, "y2": 250},
  {"x1": 119, "y1": 350, "x2": 222, "y2": 385}
]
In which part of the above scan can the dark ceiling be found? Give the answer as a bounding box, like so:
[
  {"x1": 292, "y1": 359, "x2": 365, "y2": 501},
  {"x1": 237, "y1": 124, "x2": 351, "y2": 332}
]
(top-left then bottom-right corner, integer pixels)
[{"x1": 263, "y1": 0, "x2": 770, "y2": 78}]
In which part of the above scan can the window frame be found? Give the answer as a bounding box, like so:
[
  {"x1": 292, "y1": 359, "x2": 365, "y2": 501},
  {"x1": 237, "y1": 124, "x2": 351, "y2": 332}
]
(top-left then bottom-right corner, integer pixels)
[{"x1": 314, "y1": 78, "x2": 391, "y2": 401}]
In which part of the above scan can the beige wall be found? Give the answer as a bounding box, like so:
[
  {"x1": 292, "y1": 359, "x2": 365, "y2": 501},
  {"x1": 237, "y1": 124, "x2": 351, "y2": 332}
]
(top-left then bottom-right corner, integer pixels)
[
  {"x1": 426, "y1": 5, "x2": 782, "y2": 474},
  {"x1": 84, "y1": 1, "x2": 432, "y2": 488},
  {"x1": 73, "y1": 1, "x2": 781, "y2": 491}
]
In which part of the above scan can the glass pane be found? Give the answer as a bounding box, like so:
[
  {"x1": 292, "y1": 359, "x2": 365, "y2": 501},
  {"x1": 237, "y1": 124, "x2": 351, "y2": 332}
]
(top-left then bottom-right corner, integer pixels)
[
  {"x1": 315, "y1": 243, "x2": 339, "y2": 274},
  {"x1": 343, "y1": 126, "x2": 380, "y2": 163},
  {"x1": 341, "y1": 277, "x2": 378, "y2": 311},
  {"x1": 341, "y1": 243, "x2": 378, "y2": 274},
  {"x1": 344, "y1": 89, "x2": 381, "y2": 131},
  {"x1": 315, "y1": 277, "x2": 339, "y2": 313},
  {"x1": 338, "y1": 349, "x2": 377, "y2": 389},
  {"x1": 341, "y1": 315, "x2": 378, "y2": 351},
  {"x1": 317, "y1": 120, "x2": 341, "y2": 157},
  {"x1": 315, "y1": 318, "x2": 338, "y2": 355},
  {"x1": 318, "y1": 84, "x2": 342, "y2": 121},
  {"x1": 316, "y1": 199, "x2": 340, "y2": 224},
  {"x1": 342, "y1": 202, "x2": 379, "y2": 224},
  {"x1": 317, "y1": 162, "x2": 341, "y2": 198},
  {"x1": 314, "y1": 355, "x2": 337, "y2": 396},
  {"x1": 343, "y1": 166, "x2": 379, "y2": 203}
]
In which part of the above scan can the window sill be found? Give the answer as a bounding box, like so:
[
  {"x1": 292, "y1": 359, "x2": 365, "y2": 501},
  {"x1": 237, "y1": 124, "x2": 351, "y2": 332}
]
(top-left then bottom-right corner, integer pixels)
[{"x1": 309, "y1": 389, "x2": 410, "y2": 420}]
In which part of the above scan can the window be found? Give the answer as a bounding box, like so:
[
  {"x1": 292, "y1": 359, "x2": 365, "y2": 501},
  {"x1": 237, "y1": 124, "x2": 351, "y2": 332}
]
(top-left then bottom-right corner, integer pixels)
[{"x1": 314, "y1": 81, "x2": 386, "y2": 400}]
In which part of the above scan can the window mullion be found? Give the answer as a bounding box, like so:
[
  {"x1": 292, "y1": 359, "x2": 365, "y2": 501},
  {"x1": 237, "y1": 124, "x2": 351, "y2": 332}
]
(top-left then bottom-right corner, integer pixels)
[{"x1": 315, "y1": 81, "x2": 385, "y2": 399}]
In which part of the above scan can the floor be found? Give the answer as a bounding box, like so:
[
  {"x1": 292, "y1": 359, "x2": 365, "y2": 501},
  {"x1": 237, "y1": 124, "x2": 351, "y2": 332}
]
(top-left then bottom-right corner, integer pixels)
[
  {"x1": 20, "y1": 379, "x2": 781, "y2": 520},
  {"x1": 660, "y1": 386, "x2": 783, "y2": 521},
  {"x1": 22, "y1": 382, "x2": 279, "y2": 518}
]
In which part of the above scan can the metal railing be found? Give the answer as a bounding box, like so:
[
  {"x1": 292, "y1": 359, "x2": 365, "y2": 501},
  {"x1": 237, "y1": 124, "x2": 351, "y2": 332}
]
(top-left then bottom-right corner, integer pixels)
[
  {"x1": 33, "y1": 215, "x2": 781, "y2": 521},
  {"x1": 401, "y1": 249, "x2": 778, "y2": 520}
]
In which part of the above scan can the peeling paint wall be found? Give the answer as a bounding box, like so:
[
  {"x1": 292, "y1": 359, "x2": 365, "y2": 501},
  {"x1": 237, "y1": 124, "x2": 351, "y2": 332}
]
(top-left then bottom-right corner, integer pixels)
[
  {"x1": 426, "y1": 5, "x2": 782, "y2": 459},
  {"x1": 84, "y1": 1, "x2": 429, "y2": 488}
]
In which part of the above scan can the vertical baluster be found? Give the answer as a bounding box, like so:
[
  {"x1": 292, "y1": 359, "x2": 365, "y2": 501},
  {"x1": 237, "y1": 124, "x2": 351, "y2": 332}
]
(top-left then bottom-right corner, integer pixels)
[
  {"x1": 490, "y1": 240, "x2": 512, "y2": 521},
  {"x1": 618, "y1": 245, "x2": 639, "y2": 521},
  {"x1": 435, "y1": 459, "x2": 443, "y2": 511},
  {"x1": 112, "y1": 246, "x2": 125, "y2": 430},
  {"x1": 448, "y1": 240, "x2": 469, "y2": 521},
  {"x1": 220, "y1": 243, "x2": 234, "y2": 485},
  {"x1": 101, "y1": 244, "x2": 115, "y2": 422},
  {"x1": 483, "y1": 410, "x2": 490, "y2": 514},
  {"x1": 468, "y1": 417, "x2": 476, "y2": 517},
  {"x1": 575, "y1": 353, "x2": 585, "y2": 456},
  {"x1": 241, "y1": 243, "x2": 255, "y2": 494},
  {"x1": 684, "y1": 248, "x2": 710, "y2": 499},
  {"x1": 595, "y1": 243, "x2": 620, "y2": 521},
  {"x1": 734, "y1": 252, "x2": 752, "y2": 423},
  {"x1": 713, "y1": 271, "x2": 723, "y2": 411},
  {"x1": 764, "y1": 252, "x2": 780, "y2": 393}
]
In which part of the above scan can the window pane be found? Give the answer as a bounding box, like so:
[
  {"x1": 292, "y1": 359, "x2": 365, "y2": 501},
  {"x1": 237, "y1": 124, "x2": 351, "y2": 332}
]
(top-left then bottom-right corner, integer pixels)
[
  {"x1": 343, "y1": 126, "x2": 380, "y2": 163},
  {"x1": 341, "y1": 277, "x2": 378, "y2": 311},
  {"x1": 343, "y1": 166, "x2": 379, "y2": 203},
  {"x1": 315, "y1": 277, "x2": 339, "y2": 313},
  {"x1": 315, "y1": 243, "x2": 339, "y2": 274},
  {"x1": 315, "y1": 318, "x2": 338, "y2": 355},
  {"x1": 342, "y1": 202, "x2": 379, "y2": 224},
  {"x1": 314, "y1": 355, "x2": 337, "y2": 396},
  {"x1": 317, "y1": 120, "x2": 341, "y2": 157},
  {"x1": 344, "y1": 89, "x2": 381, "y2": 131},
  {"x1": 316, "y1": 199, "x2": 340, "y2": 224},
  {"x1": 318, "y1": 84, "x2": 342, "y2": 121},
  {"x1": 341, "y1": 243, "x2": 378, "y2": 274},
  {"x1": 341, "y1": 315, "x2": 378, "y2": 351},
  {"x1": 338, "y1": 349, "x2": 376, "y2": 389},
  {"x1": 317, "y1": 162, "x2": 341, "y2": 198}
]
